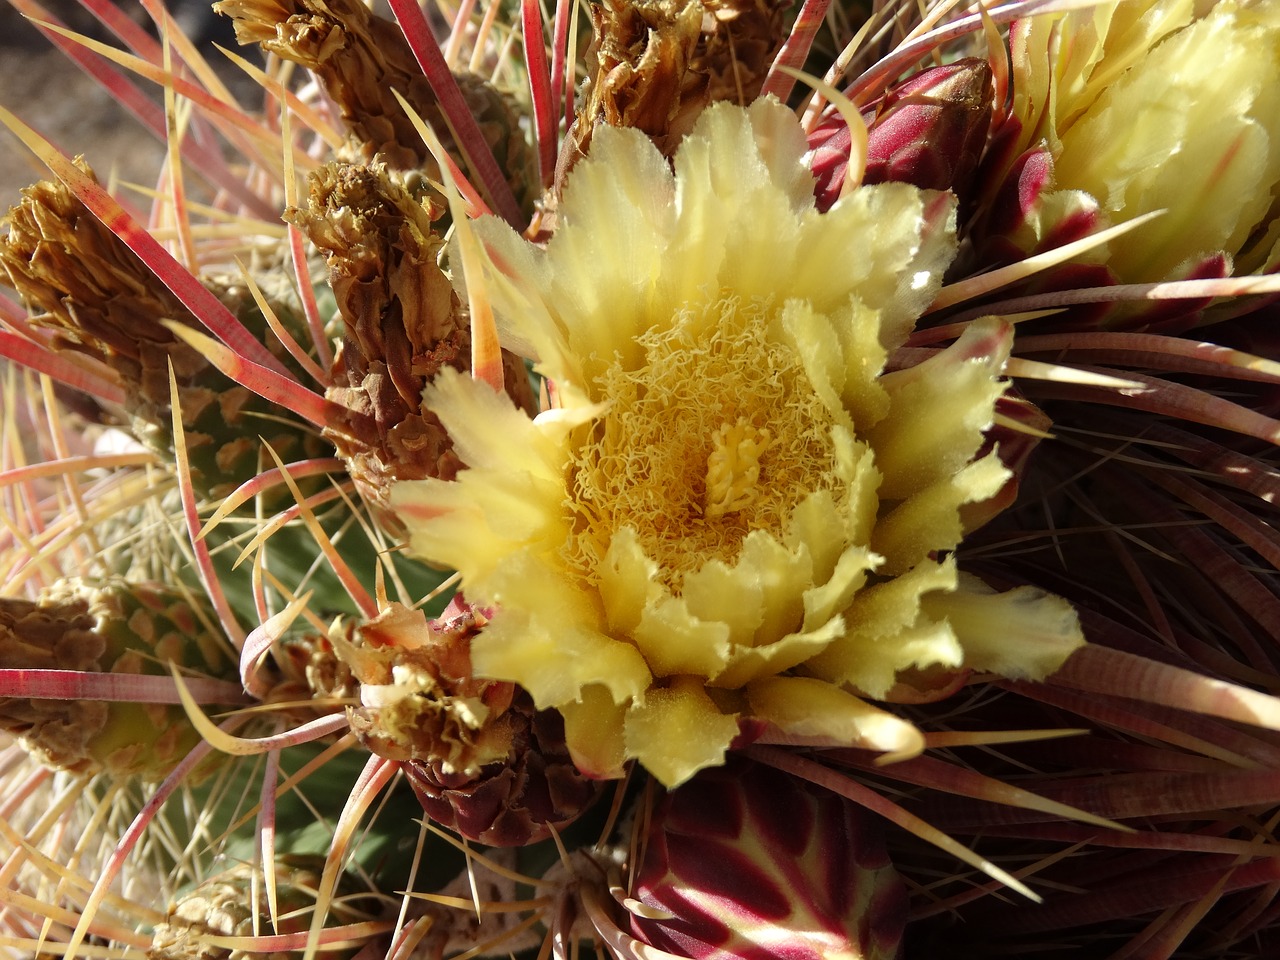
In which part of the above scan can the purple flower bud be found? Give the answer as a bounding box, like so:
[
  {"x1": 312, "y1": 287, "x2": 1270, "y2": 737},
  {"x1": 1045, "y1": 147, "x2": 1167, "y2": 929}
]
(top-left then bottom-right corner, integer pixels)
[
  {"x1": 628, "y1": 756, "x2": 905, "y2": 960},
  {"x1": 811, "y1": 58, "x2": 993, "y2": 211}
]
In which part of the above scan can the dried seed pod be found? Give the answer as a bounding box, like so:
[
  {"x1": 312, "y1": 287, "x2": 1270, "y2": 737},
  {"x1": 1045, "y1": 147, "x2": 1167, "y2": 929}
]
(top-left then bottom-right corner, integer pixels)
[
  {"x1": 334, "y1": 601, "x2": 604, "y2": 846},
  {"x1": 563, "y1": 0, "x2": 793, "y2": 171},
  {"x1": 0, "y1": 165, "x2": 327, "y2": 498},
  {"x1": 213, "y1": 0, "x2": 537, "y2": 204},
  {"x1": 627, "y1": 756, "x2": 906, "y2": 960},
  {"x1": 0, "y1": 578, "x2": 239, "y2": 781},
  {"x1": 287, "y1": 161, "x2": 534, "y2": 538}
]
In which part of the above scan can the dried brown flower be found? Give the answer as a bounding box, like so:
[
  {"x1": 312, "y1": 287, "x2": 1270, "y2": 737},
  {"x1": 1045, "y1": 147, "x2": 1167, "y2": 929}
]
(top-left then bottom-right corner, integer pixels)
[
  {"x1": 287, "y1": 160, "x2": 533, "y2": 536},
  {"x1": 0, "y1": 578, "x2": 237, "y2": 780},
  {"x1": 334, "y1": 601, "x2": 604, "y2": 846},
  {"x1": 149, "y1": 857, "x2": 380, "y2": 960},
  {"x1": 213, "y1": 0, "x2": 536, "y2": 206},
  {"x1": 563, "y1": 0, "x2": 792, "y2": 169},
  {"x1": 0, "y1": 164, "x2": 326, "y2": 497}
]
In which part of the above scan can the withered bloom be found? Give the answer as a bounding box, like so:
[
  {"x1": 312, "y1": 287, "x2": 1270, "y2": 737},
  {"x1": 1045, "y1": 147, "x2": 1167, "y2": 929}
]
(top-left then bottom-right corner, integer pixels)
[
  {"x1": 563, "y1": 0, "x2": 792, "y2": 169},
  {"x1": 0, "y1": 579, "x2": 237, "y2": 781},
  {"x1": 287, "y1": 160, "x2": 534, "y2": 536},
  {"x1": 150, "y1": 857, "x2": 380, "y2": 960},
  {"x1": 0, "y1": 164, "x2": 325, "y2": 497},
  {"x1": 332, "y1": 601, "x2": 603, "y2": 846},
  {"x1": 213, "y1": 0, "x2": 537, "y2": 204}
]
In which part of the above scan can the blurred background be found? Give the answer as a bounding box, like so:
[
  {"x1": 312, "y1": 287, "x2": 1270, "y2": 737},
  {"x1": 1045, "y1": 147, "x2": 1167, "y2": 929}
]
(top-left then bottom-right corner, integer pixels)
[{"x1": 0, "y1": 0, "x2": 257, "y2": 200}]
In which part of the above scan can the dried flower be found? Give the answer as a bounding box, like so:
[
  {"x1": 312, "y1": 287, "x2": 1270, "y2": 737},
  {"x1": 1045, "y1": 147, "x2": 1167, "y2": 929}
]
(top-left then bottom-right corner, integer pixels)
[
  {"x1": 392, "y1": 98, "x2": 1085, "y2": 787},
  {"x1": 335, "y1": 600, "x2": 604, "y2": 844},
  {"x1": 288, "y1": 160, "x2": 534, "y2": 536},
  {"x1": 213, "y1": 0, "x2": 538, "y2": 206},
  {"x1": 150, "y1": 857, "x2": 381, "y2": 960},
  {"x1": 0, "y1": 163, "x2": 325, "y2": 498},
  {"x1": 568, "y1": 0, "x2": 792, "y2": 163}
]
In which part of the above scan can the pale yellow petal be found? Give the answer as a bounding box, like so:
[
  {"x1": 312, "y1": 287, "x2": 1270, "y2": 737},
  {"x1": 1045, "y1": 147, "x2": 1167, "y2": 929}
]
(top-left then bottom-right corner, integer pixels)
[
  {"x1": 1053, "y1": 1, "x2": 1280, "y2": 281},
  {"x1": 711, "y1": 617, "x2": 846, "y2": 690},
  {"x1": 747, "y1": 676, "x2": 925, "y2": 761},
  {"x1": 390, "y1": 475, "x2": 561, "y2": 588},
  {"x1": 599, "y1": 526, "x2": 664, "y2": 636},
  {"x1": 807, "y1": 558, "x2": 960, "y2": 691},
  {"x1": 469, "y1": 561, "x2": 652, "y2": 708},
  {"x1": 735, "y1": 531, "x2": 811, "y2": 644},
  {"x1": 422, "y1": 367, "x2": 565, "y2": 480},
  {"x1": 1009, "y1": 0, "x2": 1193, "y2": 159},
  {"x1": 800, "y1": 544, "x2": 879, "y2": 632},
  {"x1": 560, "y1": 684, "x2": 629, "y2": 780},
  {"x1": 741, "y1": 97, "x2": 820, "y2": 211},
  {"x1": 811, "y1": 617, "x2": 965, "y2": 701},
  {"x1": 831, "y1": 425, "x2": 882, "y2": 548},
  {"x1": 923, "y1": 577, "x2": 1087, "y2": 681},
  {"x1": 473, "y1": 613, "x2": 651, "y2": 709},
  {"x1": 624, "y1": 676, "x2": 741, "y2": 787},
  {"x1": 633, "y1": 595, "x2": 733, "y2": 678},
  {"x1": 466, "y1": 216, "x2": 564, "y2": 366},
  {"x1": 833, "y1": 300, "x2": 891, "y2": 430},
  {"x1": 550, "y1": 124, "x2": 677, "y2": 379},
  {"x1": 778, "y1": 298, "x2": 854, "y2": 430},
  {"x1": 671, "y1": 107, "x2": 804, "y2": 310},
  {"x1": 807, "y1": 185, "x2": 957, "y2": 352},
  {"x1": 867, "y1": 317, "x2": 1012, "y2": 501},
  {"x1": 681, "y1": 557, "x2": 765, "y2": 647},
  {"x1": 846, "y1": 556, "x2": 959, "y2": 641},
  {"x1": 872, "y1": 452, "x2": 1010, "y2": 575}
]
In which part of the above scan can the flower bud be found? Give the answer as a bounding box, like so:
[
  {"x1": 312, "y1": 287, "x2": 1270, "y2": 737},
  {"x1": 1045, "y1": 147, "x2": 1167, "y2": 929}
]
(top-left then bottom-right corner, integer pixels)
[
  {"x1": 995, "y1": 0, "x2": 1280, "y2": 285},
  {"x1": 627, "y1": 756, "x2": 905, "y2": 960},
  {"x1": 810, "y1": 58, "x2": 993, "y2": 211}
]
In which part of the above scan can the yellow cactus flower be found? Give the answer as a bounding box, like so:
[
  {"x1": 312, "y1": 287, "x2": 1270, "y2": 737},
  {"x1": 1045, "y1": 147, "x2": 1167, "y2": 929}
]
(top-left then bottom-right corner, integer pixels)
[
  {"x1": 1011, "y1": 0, "x2": 1280, "y2": 279},
  {"x1": 391, "y1": 99, "x2": 1085, "y2": 787}
]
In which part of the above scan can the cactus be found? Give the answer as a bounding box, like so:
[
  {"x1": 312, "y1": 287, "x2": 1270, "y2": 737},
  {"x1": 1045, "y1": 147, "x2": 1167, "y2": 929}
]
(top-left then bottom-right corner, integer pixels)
[
  {"x1": 3, "y1": 1, "x2": 1280, "y2": 959},
  {"x1": 0, "y1": 578, "x2": 239, "y2": 781},
  {"x1": 628, "y1": 757, "x2": 905, "y2": 960}
]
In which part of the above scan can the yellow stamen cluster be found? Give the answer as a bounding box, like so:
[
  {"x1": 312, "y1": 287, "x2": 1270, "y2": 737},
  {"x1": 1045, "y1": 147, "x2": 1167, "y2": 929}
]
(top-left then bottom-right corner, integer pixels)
[
  {"x1": 565, "y1": 298, "x2": 837, "y2": 586},
  {"x1": 705, "y1": 417, "x2": 773, "y2": 518}
]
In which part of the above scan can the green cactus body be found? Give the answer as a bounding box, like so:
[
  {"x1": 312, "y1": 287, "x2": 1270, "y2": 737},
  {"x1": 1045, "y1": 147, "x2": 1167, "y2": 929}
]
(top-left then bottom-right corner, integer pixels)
[
  {"x1": 0, "y1": 578, "x2": 239, "y2": 781},
  {"x1": 149, "y1": 856, "x2": 381, "y2": 960}
]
